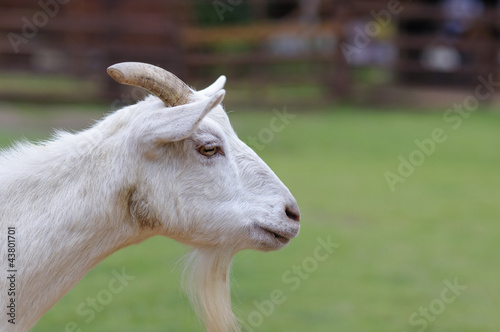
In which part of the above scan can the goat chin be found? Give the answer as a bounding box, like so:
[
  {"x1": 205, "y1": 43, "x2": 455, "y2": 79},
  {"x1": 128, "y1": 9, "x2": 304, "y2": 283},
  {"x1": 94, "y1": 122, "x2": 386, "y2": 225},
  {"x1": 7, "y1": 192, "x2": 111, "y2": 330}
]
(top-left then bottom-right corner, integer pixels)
[{"x1": 182, "y1": 247, "x2": 239, "y2": 332}]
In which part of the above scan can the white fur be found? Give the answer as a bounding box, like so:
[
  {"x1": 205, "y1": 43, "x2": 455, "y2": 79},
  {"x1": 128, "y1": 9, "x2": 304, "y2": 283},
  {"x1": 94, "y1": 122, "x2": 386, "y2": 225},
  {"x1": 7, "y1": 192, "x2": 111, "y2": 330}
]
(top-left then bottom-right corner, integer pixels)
[{"x1": 0, "y1": 77, "x2": 300, "y2": 332}]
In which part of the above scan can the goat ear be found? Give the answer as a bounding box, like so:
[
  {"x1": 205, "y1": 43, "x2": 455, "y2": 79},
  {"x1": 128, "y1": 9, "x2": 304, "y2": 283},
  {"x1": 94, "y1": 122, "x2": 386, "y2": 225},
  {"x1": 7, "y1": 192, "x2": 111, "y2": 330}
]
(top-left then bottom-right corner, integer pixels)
[
  {"x1": 142, "y1": 90, "x2": 226, "y2": 145},
  {"x1": 198, "y1": 76, "x2": 226, "y2": 97}
]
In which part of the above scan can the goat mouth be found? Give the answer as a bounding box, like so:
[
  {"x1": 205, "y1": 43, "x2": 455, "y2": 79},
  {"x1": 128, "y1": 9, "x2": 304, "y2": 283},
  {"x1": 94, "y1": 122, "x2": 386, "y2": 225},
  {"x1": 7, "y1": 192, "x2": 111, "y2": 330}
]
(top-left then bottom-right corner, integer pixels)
[{"x1": 255, "y1": 225, "x2": 293, "y2": 245}]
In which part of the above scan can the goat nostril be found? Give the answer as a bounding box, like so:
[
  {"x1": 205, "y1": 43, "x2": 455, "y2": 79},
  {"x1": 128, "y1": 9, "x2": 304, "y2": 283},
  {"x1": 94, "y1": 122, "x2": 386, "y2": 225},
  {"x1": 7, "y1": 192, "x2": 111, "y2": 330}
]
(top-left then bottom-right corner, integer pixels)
[{"x1": 285, "y1": 203, "x2": 300, "y2": 222}]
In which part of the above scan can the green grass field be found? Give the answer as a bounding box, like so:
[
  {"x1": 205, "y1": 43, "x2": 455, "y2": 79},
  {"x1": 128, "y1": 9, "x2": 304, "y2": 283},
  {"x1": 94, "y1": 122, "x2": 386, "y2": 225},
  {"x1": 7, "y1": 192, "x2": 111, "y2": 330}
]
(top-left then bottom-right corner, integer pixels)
[{"x1": 1, "y1": 104, "x2": 499, "y2": 332}]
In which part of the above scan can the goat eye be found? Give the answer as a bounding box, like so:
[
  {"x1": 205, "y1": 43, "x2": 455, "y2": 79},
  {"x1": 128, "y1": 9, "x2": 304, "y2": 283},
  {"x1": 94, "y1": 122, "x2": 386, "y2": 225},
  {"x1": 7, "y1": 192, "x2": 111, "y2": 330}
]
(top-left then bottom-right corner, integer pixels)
[{"x1": 199, "y1": 145, "x2": 218, "y2": 157}]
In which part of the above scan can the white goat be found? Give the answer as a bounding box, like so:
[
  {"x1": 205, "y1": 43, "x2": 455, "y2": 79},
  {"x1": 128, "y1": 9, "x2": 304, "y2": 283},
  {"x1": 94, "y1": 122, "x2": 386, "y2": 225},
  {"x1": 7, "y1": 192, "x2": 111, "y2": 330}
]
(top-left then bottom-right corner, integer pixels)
[{"x1": 0, "y1": 62, "x2": 300, "y2": 332}]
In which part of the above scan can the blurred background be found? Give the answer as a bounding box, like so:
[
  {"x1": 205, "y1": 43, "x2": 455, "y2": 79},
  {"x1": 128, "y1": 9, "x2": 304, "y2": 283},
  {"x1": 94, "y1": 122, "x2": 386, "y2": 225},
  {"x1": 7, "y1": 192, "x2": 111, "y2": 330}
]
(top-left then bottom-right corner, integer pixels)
[
  {"x1": 2, "y1": 0, "x2": 500, "y2": 107},
  {"x1": 1, "y1": 0, "x2": 499, "y2": 331}
]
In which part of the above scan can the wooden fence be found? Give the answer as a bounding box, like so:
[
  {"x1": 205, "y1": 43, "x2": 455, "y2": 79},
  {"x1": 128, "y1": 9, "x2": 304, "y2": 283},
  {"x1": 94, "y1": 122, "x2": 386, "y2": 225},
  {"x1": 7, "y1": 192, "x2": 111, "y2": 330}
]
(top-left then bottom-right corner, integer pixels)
[
  {"x1": 0, "y1": 0, "x2": 498, "y2": 105},
  {"x1": 0, "y1": 0, "x2": 189, "y2": 101}
]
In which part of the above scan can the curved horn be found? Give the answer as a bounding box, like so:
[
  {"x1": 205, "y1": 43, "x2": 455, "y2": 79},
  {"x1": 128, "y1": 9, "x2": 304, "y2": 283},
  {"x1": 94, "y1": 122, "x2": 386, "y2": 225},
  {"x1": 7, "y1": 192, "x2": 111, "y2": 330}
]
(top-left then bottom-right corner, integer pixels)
[{"x1": 107, "y1": 62, "x2": 192, "y2": 107}]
